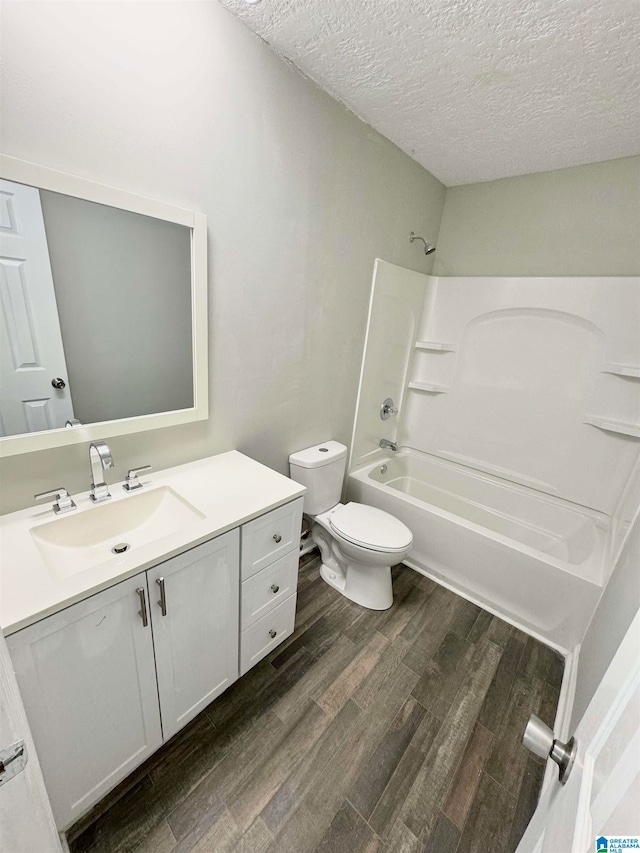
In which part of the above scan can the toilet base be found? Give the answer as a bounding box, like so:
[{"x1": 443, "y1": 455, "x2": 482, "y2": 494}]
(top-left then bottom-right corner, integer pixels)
[{"x1": 319, "y1": 561, "x2": 393, "y2": 611}]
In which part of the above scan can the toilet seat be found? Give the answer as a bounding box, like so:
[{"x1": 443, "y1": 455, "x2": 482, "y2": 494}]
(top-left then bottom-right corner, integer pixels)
[{"x1": 329, "y1": 502, "x2": 413, "y2": 553}]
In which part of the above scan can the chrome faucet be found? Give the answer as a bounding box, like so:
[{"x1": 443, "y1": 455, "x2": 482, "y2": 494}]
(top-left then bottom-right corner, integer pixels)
[
  {"x1": 379, "y1": 438, "x2": 398, "y2": 452},
  {"x1": 89, "y1": 441, "x2": 114, "y2": 502}
]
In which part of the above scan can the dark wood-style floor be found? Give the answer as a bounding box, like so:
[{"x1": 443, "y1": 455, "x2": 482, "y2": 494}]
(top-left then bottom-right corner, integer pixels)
[{"x1": 68, "y1": 553, "x2": 563, "y2": 853}]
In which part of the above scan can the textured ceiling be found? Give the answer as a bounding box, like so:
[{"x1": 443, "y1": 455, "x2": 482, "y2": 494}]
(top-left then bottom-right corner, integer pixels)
[{"x1": 217, "y1": 0, "x2": 640, "y2": 186}]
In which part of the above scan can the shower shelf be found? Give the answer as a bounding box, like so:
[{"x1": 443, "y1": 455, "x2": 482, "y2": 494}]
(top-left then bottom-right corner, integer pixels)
[
  {"x1": 584, "y1": 416, "x2": 640, "y2": 438},
  {"x1": 414, "y1": 341, "x2": 456, "y2": 352},
  {"x1": 602, "y1": 363, "x2": 640, "y2": 378},
  {"x1": 408, "y1": 381, "x2": 449, "y2": 394}
]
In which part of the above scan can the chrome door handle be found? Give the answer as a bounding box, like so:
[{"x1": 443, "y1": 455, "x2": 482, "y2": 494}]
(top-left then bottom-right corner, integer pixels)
[
  {"x1": 136, "y1": 587, "x2": 148, "y2": 627},
  {"x1": 273, "y1": 534, "x2": 282, "y2": 543},
  {"x1": 51, "y1": 377, "x2": 66, "y2": 389},
  {"x1": 523, "y1": 714, "x2": 577, "y2": 784},
  {"x1": 156, "y1": 577, "x2": 167, "y2": 616},
  {"x1": 271, "y1": 584, "x2": 280, "y2": 594}
]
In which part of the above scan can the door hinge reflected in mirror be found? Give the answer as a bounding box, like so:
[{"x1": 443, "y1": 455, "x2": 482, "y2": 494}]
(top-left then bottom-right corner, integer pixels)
[{"x1": 0, "y1": 739, "x2": 27, "y2": 786}]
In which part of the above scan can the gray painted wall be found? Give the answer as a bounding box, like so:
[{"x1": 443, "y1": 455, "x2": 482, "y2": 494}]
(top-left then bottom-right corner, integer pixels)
[
  {"x1": 0, "y1": 0, "x2": 445, "y2": 513},
  {"x1": 433, "y1": 156, "x2": 640, "y2": 277},
  {"x1": 40, "y1": 190, "x2": 193, "y2": 425}
]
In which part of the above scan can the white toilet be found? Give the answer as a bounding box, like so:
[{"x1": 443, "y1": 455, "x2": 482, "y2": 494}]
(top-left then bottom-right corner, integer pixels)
[{"x1": 289, "y1": 440, "x2": 413, "y2": 610}]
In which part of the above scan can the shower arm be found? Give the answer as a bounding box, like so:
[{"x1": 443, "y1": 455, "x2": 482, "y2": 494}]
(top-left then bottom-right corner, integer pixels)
[{"x1": 409, "y1": 232, "x2": 436, "y2": 255}]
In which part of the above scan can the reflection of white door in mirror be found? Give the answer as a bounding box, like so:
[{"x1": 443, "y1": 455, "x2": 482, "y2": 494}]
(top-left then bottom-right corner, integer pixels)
[
  {"x1": 0, "y1": 180, "x2": 75, "y2": 435},
  {"x1": 0, "y1": 154, "x2": 208, "y2": 458}
]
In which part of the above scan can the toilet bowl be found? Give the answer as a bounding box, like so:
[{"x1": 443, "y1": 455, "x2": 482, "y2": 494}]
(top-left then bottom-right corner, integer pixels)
[{"x1": 289, "y1": 441, "x2": 413, "y2": 610}]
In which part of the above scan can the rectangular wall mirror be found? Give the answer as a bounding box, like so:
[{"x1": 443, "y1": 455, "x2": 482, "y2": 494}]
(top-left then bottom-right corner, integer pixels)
[{"x1": 0, "y1": 156, "x2": 207, "y2": 457}]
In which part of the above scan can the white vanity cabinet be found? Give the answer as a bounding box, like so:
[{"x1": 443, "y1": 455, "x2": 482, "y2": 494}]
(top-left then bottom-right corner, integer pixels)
[
  {"x1": 7, "y1": 529, "x2": 240, "y2": 829},
  {"x1": 5, "y1": 495, "x2": 303, "y2": 830},
  {"x1": 147, "y1": 530, "x2": 239, "y2": 741},
  {"x1": 5, "y1": 574, "x2": 164, "y2": 829}
]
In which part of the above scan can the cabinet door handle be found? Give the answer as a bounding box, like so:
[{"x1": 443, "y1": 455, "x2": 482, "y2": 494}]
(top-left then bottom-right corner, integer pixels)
[
  {"x1": 156, "y1": 577, "x2": 167, "y2": 617},
  {"x1": 273, "y1": 534, "x2": 282, "y2": 543},
  {"x1": 136, "y1": 587, "x2": 148, "y2": 627},
  {"x1": 271, "y1": 584, "x2": 280, "y2": 594},
  {"x1": 269, "y1": 629, "x2": 277, "y2": 639}
]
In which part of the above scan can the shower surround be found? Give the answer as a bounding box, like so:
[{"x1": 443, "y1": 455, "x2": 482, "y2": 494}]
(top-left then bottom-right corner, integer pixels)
[{"x1": 348, "y1": 261, "x2": 640, "y2": 651}]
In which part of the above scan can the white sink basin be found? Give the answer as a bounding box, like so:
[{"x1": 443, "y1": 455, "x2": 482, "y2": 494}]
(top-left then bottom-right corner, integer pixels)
[{"x1": 30, "y1": 486, "x2": 206, "y2": 579}]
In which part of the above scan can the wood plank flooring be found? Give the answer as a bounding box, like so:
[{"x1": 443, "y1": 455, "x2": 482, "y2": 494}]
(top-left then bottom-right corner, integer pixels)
[{"x1": 68, "y1": 554, "x2": 563, "y2": 853}]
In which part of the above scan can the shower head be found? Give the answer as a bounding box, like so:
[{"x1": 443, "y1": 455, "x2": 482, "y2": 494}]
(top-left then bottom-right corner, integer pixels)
[{"x1": 409, "y1": 232, "x2": 436, "y2": 255}]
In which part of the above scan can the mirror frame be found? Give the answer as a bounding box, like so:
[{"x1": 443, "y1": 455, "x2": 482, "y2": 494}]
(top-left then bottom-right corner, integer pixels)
[{"x1": 0, "y1": 155, "x2": 208, "y2": 457}]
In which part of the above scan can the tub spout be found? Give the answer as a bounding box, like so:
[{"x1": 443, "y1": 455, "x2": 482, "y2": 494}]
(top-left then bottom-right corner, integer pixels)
[{"x1": 379, "y1": 439, "x2": 398, "y2": 452}]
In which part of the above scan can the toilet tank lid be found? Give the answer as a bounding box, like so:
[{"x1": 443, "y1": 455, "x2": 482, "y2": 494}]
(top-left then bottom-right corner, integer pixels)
[{"x1": 289, "y1": 440, "x2": 348, "y2": 469}]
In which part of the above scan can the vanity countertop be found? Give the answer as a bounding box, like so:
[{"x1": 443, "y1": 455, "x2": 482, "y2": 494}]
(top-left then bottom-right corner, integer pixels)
[{"x1": 0, "y1": 451, "x2": 305, "y2": 635}]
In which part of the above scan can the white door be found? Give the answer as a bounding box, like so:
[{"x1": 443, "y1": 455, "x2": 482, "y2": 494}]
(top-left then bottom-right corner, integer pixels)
[
  {"x1": 6, "y1": 575, "x2": 163, "y2": 830},
  {"x1": 148, "y1": 530, "x2": 240, "y2": 741},
  {"x1": 517, "y1": 609, "x2": 640, "y2": 853},
  {"x1": 0, "y1": 632, "x2": 62, "y2": 853},
  {"x1": 0, "y1": 179, "x2": 74, "y2": 435}
]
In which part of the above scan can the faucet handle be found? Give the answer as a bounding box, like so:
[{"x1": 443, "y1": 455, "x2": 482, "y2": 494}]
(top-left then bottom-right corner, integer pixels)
[
  {"x1": 123, "y1": 465, "x2": 152, "y2": 492},
  {"x1": 380, "y1": 398, "x2": 399, "y2": 421},
  {"x1": 34, "y1": 488, "x2": 77, "y2": 515}
]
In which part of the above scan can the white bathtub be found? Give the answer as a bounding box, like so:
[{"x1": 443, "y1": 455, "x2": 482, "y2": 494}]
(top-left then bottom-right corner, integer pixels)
[{"x1": 347, "y1": 449, "x2": 609, "y2": 650}]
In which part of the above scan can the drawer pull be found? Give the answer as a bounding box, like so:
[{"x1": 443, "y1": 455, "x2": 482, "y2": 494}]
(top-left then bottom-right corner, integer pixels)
[
  {"x1": 156, "y1": 577, "x2": 167, "y2": 617},
  {"x1": 269, "y1": 629, "x2": 277, "y2": 639},
  {"x1": 271, "y1": 584, "x2": 280, "y2": 594},
  {"x1": 136, "y1": 587, "x2": 148, "y2": 628},
  {"x1": 273, "y1": 533, "x2": 282, "y2": 543}
]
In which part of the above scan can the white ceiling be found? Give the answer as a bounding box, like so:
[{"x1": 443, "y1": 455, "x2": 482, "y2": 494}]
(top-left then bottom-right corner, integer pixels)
[{"x1": 218, "y1": 0, "x2": 640, "y2": 186}]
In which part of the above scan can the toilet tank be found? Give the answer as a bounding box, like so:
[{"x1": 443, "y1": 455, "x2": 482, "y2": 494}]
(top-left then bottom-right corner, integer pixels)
[{"x1": 289, "y1": 440, "x2": 348, "y2": 515}]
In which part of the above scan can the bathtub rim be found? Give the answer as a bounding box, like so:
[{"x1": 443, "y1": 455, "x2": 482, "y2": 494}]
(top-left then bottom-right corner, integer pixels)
[{"x1": 349, "y1": 448, "x2": 608, "y2": 586}]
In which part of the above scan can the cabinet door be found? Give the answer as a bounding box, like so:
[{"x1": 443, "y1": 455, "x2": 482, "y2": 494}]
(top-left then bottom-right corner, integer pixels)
[
  {"x1": 6, "y1": 575, "x2": 162, "y2": 830},
  {"x1": 147, "y1": 529, "x2": 239, "y2": 741}
]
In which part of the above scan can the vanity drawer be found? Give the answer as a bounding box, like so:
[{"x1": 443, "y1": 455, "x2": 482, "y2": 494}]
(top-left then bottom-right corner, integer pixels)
[
  {"x1": 241, "y1": 498, "x2": 303, "y2": 580},
  {"x1": 241, "y1": 549, "x2": 298, "y2": 630},
  {"x1": 240, "y1": 593, "x2": 296, "y2": 675}
]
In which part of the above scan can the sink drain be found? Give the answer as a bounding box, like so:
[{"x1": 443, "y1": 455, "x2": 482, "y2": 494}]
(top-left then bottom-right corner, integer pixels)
[{"x1": 111, "y1": 543, "x2": 130, "y2": 555}]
